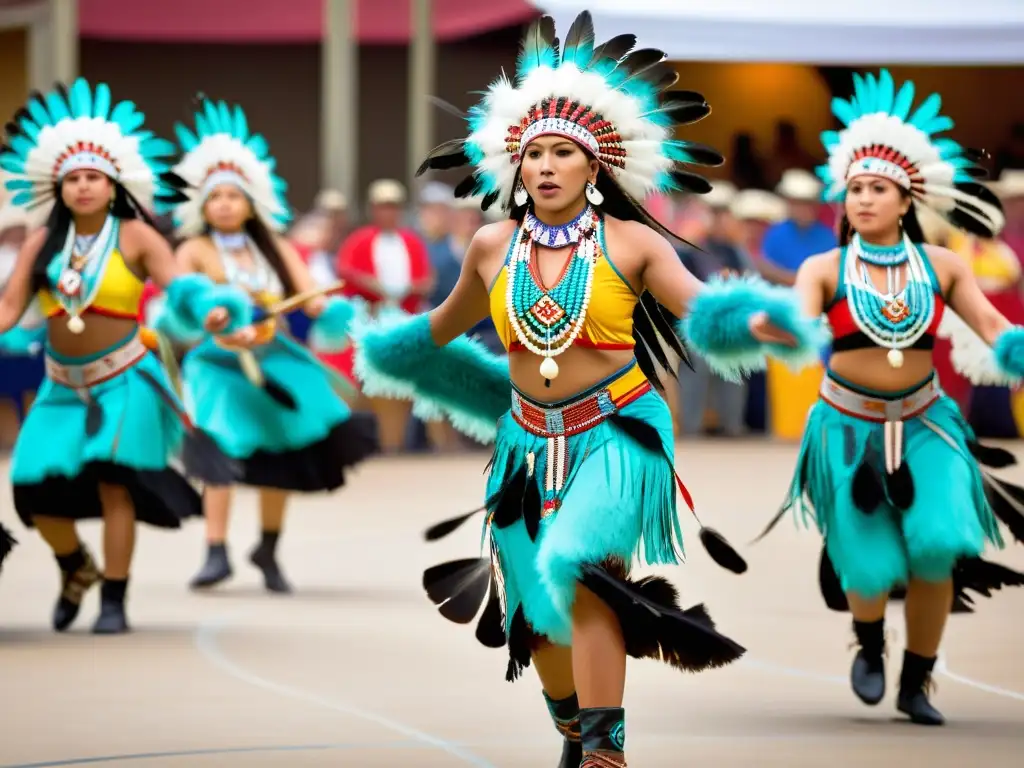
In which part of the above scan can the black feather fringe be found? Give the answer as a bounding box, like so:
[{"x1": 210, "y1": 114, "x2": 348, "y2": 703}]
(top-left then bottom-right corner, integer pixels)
[
  {"x1": 579, "y1": 563, "x2": 746, "y2": 672},
  {"x1": 422, "y1": 557, "x2": 492, "y2": 625}
]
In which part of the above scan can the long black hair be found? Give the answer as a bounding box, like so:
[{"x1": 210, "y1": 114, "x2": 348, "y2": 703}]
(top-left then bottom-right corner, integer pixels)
[
  {"x1": 837, "y1": 187, "x2": 927, "y2": 247},
  {"x1": 31, "y1": 180, "x2": 158, "y2": 293}
]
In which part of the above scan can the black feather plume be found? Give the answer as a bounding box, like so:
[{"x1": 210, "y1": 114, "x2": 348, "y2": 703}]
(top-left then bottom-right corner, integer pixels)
[
  {"x1": 453, "y1": 173, "x2": 482, "y2": 199},
  {"x1": 424, "y1": 507, "x2": 485, "y2": 541},
  {"x1": 669, "y1": 170, "x2": 713, "y2": 195},
  {"x1": 679, "y1": 143, "x2": 726, "y2": 168},
  {"x1": 475, "y1": 580, "x2": 507, "y2": 649},
  {"x1": 560, "y1": 10, "x2": 594, "y2": 62},
  {"x1": 416, "y1": 138, "x2": 469, "y2": 176},
  {"x1": 589, "y1": 34, "x2": 636, "y2": 66},
  {"x1": 884, "y1": 462, "x2": 914, "y2": 510},
  {"x1": 967, "y1": 440, "x2": 1017, "y2": 468},
  {"x1": 422, "y1": 557, "x2": 491, "y2": 625},
  {"x1": 579, "y1": 564, "x2": 746, "y2": 672},
  {"x1": 981, "y1": 472, "x2": 1024, "y2": 543}
]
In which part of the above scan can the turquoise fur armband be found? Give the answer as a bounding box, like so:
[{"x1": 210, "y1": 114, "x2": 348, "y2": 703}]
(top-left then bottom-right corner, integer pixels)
[
  {"x1": 681, "y1": 273, "x2": 831, "y2": 382},
  {"x1": 0, "y1": 324, "x2": 45, "y2": 356},
  {"x1": 351, "y1": 310, "x2": 510, "y2": 444},
  {"x1": 162, "y1": 274, "x2": 253, "y2": 339},
  {"x1": 308, "y1": 296, "x2": 361, "y2": 352},
  {"x1": 993, "y1": 326, "x2": 1024, "y2": 380}
]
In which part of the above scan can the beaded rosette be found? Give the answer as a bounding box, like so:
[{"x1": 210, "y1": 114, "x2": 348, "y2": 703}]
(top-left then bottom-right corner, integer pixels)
[
  {"x1": 506, "y1": 206, "x2": 600, "y2": 382},
  {"x1": 819, "y1": 69, "x2": 1003, "y2": 237}
]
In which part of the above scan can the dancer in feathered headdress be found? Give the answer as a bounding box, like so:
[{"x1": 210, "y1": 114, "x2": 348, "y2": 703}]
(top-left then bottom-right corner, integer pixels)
[
  {"x1": 755, "y1": 69, "x2": 1024, "y2": 726},
  {"x1": 349, "y1": 12, "x2": 826, "y2": 765},
  {"x1": 0, "y1": 78, "x2": 254, "y2": 633},
  {"x1": 150, "y1": 97, "x2": 376, "y2": 595}
]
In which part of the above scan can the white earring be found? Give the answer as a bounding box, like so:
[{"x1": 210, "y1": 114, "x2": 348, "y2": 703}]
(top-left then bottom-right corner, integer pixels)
[
  {"x1": 585, "y1": 181, "x2": 604, "y2": 206},
  {"x1": 514, "y1": 181, "x2": 528, "y2": 207}
]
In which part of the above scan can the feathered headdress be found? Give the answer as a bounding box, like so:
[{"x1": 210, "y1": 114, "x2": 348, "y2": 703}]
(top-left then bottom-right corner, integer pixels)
[
  {"x1": 819, "y1": 69, "x2": 1004, "y2": 237},
  {"x1": 162, "y1": 98, "x2": 291, "y2": 237},
  {"x1": 0, "y1": 78, "x2": 182, "y2": 227},
  {"x1": 417, "y1": 11, "x2": 721, "y2": 211}
]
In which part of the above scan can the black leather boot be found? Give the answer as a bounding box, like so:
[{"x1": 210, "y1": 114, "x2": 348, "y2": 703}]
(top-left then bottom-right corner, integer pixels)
[
  {"x1": 92, "y1": 578, "x2": 130, "y2": 634},
  {"x1": 250, "y1": 531, "x2": 291, "y2": 593},
  {"x1": 850, "y1": 618, "x2": 886, "y2": 705},
  {"x1": 52, "y1": 546, "x2": 101, "y2": 632},
  {"x1": 896, "y1": 651, "x2": 944, "y2": 725},
  {"x1": 190, "y1": 542, "x2": 232, "y2": 589},
  {"x1": 543, "y1": 691, "x2": 582, "y2": 767},
  {"x1": 580, "y1": 706, "x2": 627, "y2": 767}
]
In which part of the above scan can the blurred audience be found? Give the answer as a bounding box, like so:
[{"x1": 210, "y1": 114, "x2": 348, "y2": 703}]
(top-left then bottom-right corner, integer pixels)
[{"x1": 759, "y1": 169, "x2": 836, "y2": 285}]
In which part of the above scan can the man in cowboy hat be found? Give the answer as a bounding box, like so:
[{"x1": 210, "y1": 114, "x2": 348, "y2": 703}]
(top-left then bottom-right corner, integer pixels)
[{"x1": 760, "y1": 168, "x2": 836, "y2": 285}]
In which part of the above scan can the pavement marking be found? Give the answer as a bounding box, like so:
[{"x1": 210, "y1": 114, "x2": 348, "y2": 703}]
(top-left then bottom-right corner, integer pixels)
[{"x1": 193, "y1": 614, "x2": 497, "y2": 768}]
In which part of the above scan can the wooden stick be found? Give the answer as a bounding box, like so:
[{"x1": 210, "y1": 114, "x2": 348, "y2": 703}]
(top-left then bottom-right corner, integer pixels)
[{"x1": 257, "y1": 280, "x2": 347, "y2": 318}]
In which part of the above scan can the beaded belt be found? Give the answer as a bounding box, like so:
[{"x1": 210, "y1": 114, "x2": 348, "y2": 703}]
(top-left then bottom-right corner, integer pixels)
[
  {"x1": 45, "y1": 333, "x2": 147, "y2": 390},
  {"x1": 819, "y1": 374, "x2": 940, "y2": 474},
  {"x1": 509, "y1": 363, "x2": 651, "y2": 514}
]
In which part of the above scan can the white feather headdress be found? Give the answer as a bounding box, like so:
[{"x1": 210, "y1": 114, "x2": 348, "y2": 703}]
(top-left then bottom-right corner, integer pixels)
[
  {"x1": 416, "y1": 12, "x2": 722, "y2": 212},
  {"x1": 819, "y1": 69, "x2": 1004, "y2": 238},
  {"x1": 162, "y1": 98, "x2": 291, "y2": 237},
  {"x1": 0, "y1": 78, "x2": 180, "y2": 227}
]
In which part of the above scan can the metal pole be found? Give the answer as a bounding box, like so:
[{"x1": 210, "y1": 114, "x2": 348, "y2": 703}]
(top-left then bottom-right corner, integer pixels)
[
  {"x1": 407, "y1": 0, "x2": 434, "y2": 195},
  {"x1": 50, "y1": 0, "x2": 78, "y2": 83},
  {"x1": 322, "y1": 0, "x2": 358, "y2": 205}
]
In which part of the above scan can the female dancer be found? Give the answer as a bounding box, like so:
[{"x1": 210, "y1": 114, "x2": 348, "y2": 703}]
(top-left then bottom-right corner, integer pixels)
[
  {"x1": 351, "y1": 13, "x2": 827, "y2": 766},
  {"x1": 154, "y1": 97, "x2": 375, "y2": 594},
  {"x1": 765, "y1": 69, "x2": 1024, "y2": 725},
  {"x1": 0, "y1": 78, "x2": 253, "y2": 633}
]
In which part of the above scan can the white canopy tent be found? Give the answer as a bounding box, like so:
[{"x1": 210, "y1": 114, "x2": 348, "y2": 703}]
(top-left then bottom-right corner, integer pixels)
[{"x1": 527, "y1": 0, "x2": 1024, "y2": 64}]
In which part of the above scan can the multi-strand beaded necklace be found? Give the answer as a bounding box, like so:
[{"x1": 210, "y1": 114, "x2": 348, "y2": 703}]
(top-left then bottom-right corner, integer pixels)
[
  {"x1": 844, "y1": 232, "x2": 935, "y2": 369},
  {"x1": 505, "y1": 205, "x2": 600, "y2": 385}
]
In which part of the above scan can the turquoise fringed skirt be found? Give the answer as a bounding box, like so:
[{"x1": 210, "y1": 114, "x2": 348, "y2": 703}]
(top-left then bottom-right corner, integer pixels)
[
  {"x1": 468, "y1": 360, "x2": 745, "y2": 681},
  {"x1": 11, "y1": 331, "x2": 202, "y2": 529},
  {"x1": 781, "y1": 372, "x2": 1005, "y2": 600},
  {"x1": 182, "y1": 333, "x2": 376, "y2": 491}
]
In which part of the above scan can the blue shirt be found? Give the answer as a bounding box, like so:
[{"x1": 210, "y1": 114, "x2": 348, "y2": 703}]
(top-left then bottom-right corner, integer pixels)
[{"x1": 761, "y1": 219, "x2": 836, "y2": 273}]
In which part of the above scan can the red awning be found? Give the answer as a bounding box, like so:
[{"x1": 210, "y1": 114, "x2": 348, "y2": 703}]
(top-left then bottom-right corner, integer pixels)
[{"x1": 78, "y1": 0, "x2": 539, "y2": 43}]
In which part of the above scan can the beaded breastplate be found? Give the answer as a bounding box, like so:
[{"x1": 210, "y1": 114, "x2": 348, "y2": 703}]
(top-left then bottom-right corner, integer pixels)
[
  {"x1": 213, "y1": 230, "x2": 282, "y2": 303},
  {"x1": 505, "y1": 206, "x2": 601, "y2": 384},
  {"x1": 842, "y1": 233, "x2": 935, "y2": 368}
]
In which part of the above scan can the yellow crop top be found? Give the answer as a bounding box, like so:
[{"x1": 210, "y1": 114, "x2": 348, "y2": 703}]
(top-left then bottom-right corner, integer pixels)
[
  {"x1": 488, "y1": 239, "x2": 639, "y2": 352},
  {"x1": 38, "y1": 247, "x2": 145, "y2": 320}
]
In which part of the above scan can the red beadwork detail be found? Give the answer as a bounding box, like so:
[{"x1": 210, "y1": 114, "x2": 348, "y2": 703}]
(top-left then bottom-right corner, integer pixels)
[{"x1": 512, "y1": 381, "x2": 653, "y2": 438}]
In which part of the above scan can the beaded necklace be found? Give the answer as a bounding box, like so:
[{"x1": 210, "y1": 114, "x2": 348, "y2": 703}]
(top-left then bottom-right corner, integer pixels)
[
  {"x1": 49, "y1": 214, "x2": 120, "y2": 335},
  {"x1": 212, "y1": 229, "x2": 282, "y2": 300},
  {"x1": 506, "y1": 205, "x2": 600, "y2": 385},
  {"x1": 844, "y1": 232, "x2": 935, "y2": 369}
]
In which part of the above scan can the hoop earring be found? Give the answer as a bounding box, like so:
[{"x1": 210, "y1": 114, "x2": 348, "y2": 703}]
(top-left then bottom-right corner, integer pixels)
[
  {"x1": 514, "y1": 181, "x2": 528, "y2": 207},
  {"x1": 585, "y1": 181, "x2": 604, "y2": 206}
]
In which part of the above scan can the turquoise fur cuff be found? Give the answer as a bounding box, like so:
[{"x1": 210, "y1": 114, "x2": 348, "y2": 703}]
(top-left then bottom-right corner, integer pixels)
[
  {"x1": 163, "y1": 274, "x2": 253, "y2": 339},
  {"x1": 351, "y1": 310, "x2": 510, "y2": 443},
  {"x1": 993, "y1": 326, "x2": 1024, "y2": 380},
  {"x1": 308, "y1": 296, "x2": 361, "y2": 352},
  {"x1": 0, "y1": 324, "x2": 45, "y2": 356},
  {"x1": 681, "y1": 274, "x2": 831, "y2": 382}
]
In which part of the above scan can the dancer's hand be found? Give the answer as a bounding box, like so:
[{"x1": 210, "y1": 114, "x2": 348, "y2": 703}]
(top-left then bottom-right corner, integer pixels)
[
  {"x1": 218, "y1": 325, "x2": 260, "y2": 348},
  {"x1": 203, "y1": 307, "x2": 230, "y2": 333},
  {"x1": 749, "y1": 311, "x2": 797, "y2": 347},
  {"x1": 304, "y1": 295, "x2": 327, "y2": 318}
]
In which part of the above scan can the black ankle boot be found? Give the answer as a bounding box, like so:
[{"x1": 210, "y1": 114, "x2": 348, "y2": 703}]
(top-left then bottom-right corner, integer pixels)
[
  {"x1": 52, "y1": 546, "x2": 101, "y2": 632},
  {"x1": 896, "y1": 651, "x2": 944, "y2": 725},
  {"x1": 543, "y1": 691, "x2": 582, "y2": 767},
  {"x1": 190, "y1": 542, "x2": 233, "y2": 589},
  {"x1": 92, "y1": 578, "x2": 130, "y2": 635},
  {"x1": 580, "y1": 707, "x2": 626, "y2": 767},
  {"x1": 850, "y1": 618, "x2": 886, "y2": 705},
  {"x1": 250, "y1": 531, "x2": 291, "y2": 593}
]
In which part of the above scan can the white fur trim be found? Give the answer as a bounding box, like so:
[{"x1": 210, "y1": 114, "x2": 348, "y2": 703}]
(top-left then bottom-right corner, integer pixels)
[{"x1": 936, "y1": 308, "x2": 1014, "y2": 386}]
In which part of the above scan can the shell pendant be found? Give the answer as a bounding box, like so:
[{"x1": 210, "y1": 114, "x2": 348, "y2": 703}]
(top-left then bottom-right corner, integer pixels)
[
  {"x1": 67, "y1": 314, "x2": 86, "y2": 334},
  {"x1": 887, "y1": 348, "x2": 904, "y2": 369},
  {"x1": 540, "y1": 356, "x2": 559, "y2": 382}
]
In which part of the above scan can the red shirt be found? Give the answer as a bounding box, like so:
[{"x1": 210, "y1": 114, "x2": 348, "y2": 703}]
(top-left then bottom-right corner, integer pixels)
[{"x1": 335, "y1": 226, "x2": 431, "y2": 315}]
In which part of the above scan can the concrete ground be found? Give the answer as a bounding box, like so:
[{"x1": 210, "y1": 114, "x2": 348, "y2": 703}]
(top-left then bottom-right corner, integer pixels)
[{"x1": 1, "y1": 439, "x2": 1022, "y2": 767}]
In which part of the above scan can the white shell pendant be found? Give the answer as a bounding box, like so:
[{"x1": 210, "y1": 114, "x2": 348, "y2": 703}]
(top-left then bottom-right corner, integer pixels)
[
  {"x1": 887, "y1": 348, "x2": 904, "y2": 369},
  {"x1": 67, "y1": 314, "x2": 86, "y2": 334},
  {"x1": 539, "y1": 356, "x2": 559, "y2": 381}
]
